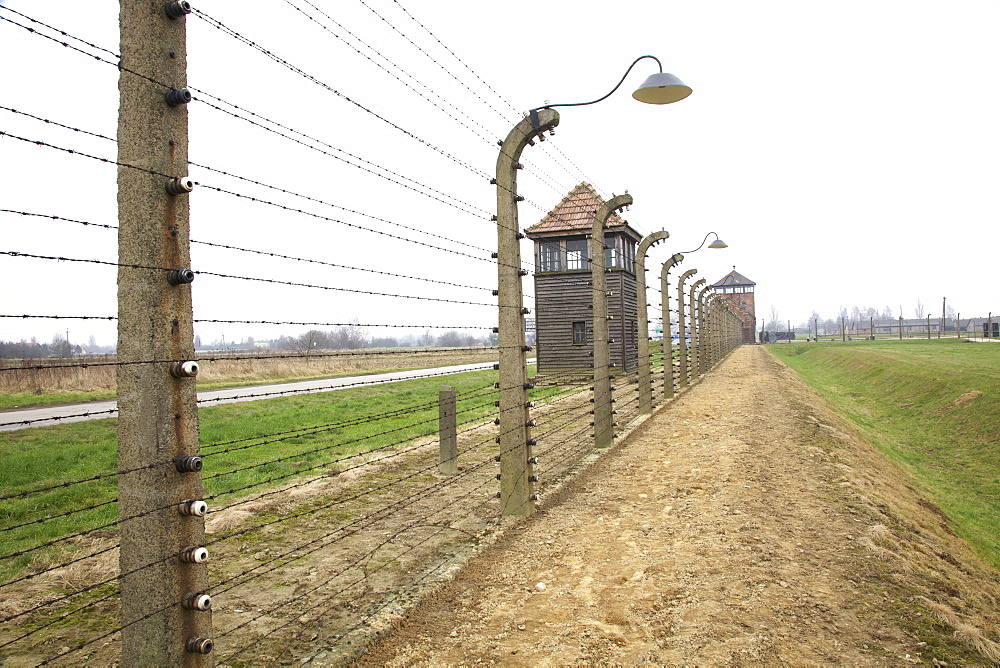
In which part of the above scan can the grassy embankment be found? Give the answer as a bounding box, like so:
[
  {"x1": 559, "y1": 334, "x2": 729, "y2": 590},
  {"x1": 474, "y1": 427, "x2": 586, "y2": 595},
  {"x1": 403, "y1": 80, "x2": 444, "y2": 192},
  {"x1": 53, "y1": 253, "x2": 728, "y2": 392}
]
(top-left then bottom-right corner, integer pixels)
[
  {"x1": 769, "y1": 339, "x2": 1000, "y2": 569},
  {"x1": 0, "y1": 366, "x2": 532, "y2": 582}
]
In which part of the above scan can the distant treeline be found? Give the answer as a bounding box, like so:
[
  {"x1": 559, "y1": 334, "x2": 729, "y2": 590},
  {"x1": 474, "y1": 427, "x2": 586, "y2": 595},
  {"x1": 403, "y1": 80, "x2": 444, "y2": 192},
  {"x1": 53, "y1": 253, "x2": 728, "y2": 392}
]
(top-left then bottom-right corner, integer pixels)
[
  {"x1": 267, "y1": 326, "x2": 492, "y2": 353},
  {"x1": 0, "y1": 337, "x2": 113, "y2": 359},
  {"x1": 0, "y1": 326, "x2": 494, "y2": 359}
]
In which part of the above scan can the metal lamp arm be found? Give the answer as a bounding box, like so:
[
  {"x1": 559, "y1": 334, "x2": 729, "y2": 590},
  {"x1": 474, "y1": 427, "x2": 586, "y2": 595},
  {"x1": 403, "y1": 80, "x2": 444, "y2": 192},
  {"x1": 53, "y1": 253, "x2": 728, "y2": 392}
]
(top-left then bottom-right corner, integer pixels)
[
  {"x1": 529, "y1": 55, "x2": 663, "y2": 113},
  {"x1": 681, "y1": 231, "x2": 720, "y2": 254}
]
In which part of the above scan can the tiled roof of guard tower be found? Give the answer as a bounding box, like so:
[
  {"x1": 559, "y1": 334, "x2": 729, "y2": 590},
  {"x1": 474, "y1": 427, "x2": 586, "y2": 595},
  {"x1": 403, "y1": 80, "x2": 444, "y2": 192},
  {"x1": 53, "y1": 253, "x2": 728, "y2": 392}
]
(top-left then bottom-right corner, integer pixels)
[
  {"x1": 713, "y1": 267, "x2": 756, "y2": 287},
  {"x1": 524, "y1": 182, "x2": 638, "y2": 239}
]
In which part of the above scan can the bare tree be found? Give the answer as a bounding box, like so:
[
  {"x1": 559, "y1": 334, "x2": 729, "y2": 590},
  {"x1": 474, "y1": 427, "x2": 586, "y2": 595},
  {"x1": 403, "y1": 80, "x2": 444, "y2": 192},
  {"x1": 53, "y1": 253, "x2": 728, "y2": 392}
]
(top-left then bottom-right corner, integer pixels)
[
  {"x1": 330, "y1": 322, "x2": 368, "y2": 349},
  {"x1": 765, "y1": 305, "x2": 781, "y2": 331},
  {"x1": 915, "y1": 299, "x2": 925, "y2": 319},
  {"x1": 280, "y1": 330, "x2": 326, "y2": 356},
  {"x1": 436, "y1": 330, "x2": 466, "y2": 347},
  {"x1": 50, "y1": 332, "x2": 72, "y2": 358}
]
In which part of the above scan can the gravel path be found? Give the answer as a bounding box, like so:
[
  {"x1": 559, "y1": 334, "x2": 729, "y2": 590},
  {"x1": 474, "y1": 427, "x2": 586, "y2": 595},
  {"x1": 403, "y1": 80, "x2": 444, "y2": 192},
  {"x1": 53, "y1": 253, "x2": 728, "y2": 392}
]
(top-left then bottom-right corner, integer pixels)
[{"x1": 356, "y1": 345, "x2": 1000, "y2": 665}]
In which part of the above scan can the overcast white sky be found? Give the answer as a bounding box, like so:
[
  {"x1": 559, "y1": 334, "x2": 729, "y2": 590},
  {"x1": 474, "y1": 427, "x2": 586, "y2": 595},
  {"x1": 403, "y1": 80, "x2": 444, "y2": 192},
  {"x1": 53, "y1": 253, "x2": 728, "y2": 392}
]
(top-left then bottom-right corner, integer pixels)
[{"x1": 2, "y1": 0, "x2": 998, "y2": 347}]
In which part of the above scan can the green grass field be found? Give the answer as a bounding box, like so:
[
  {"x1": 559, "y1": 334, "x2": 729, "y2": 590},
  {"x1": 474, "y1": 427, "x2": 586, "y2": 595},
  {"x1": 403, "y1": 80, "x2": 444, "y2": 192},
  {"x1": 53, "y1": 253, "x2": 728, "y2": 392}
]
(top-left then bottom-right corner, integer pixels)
[
  {"x1": 0, "y1": 363, "x2": 577, "y2": 583},
  {"x1": 768, "y1": 339, "x2": 1000, "y2": 569},
  {"x1": 0, "y1": 369, "x2": 505, "y2": 582}
]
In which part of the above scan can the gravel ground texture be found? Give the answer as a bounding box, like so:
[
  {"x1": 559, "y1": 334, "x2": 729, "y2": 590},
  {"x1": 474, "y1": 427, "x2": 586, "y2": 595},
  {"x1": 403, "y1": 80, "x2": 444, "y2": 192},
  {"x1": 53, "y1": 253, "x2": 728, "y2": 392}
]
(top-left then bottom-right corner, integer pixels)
[{"x1": 355, "y1": 345, "x2": 1000, "y2": 666}]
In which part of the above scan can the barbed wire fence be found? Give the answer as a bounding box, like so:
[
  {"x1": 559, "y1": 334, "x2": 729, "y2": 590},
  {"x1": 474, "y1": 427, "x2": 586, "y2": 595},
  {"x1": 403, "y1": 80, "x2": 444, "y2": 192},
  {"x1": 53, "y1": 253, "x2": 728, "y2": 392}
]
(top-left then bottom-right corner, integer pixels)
[{"x1": 0, "y1": 2, "x2": 743, "y2": 664}]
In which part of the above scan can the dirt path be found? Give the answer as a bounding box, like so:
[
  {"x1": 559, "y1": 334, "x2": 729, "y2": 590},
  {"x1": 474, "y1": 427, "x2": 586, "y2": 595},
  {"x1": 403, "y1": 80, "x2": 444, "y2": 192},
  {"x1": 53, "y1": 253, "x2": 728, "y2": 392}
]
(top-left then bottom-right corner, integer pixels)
[{"x1": 356, "y1": 345, "x2": 1000, "y2": 665}]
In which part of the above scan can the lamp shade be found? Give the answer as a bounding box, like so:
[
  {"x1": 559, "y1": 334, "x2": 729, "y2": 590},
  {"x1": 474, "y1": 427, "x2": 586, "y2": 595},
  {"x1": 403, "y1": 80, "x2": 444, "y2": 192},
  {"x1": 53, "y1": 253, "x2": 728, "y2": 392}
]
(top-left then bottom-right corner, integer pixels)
[
  {"x1": 708, "y1": 238, "x2": 728, "y2": 249},
  {"x1": 632, "y1": 72, "x2": 692, "y2": 105}
]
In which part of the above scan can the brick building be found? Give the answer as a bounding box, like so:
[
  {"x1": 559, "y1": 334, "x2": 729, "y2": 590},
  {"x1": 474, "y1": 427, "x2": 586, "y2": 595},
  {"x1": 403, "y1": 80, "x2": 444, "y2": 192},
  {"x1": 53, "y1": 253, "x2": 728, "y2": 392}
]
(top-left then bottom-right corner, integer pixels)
[{"x1": 713, "y1": 267, "x2": 756, "y2": 344}]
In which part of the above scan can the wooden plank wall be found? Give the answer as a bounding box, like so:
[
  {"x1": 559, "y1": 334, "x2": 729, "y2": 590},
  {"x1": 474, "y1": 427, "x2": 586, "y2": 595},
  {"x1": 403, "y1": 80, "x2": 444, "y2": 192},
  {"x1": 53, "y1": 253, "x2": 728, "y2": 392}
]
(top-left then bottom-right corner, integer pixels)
[{"x1": 534, "y1": 270, "x2": 638, "y2": 375}]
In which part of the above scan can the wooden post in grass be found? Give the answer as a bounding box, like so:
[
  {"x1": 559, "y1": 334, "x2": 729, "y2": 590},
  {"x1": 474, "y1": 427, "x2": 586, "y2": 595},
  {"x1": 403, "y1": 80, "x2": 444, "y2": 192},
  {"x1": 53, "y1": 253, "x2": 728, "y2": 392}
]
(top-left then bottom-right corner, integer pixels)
[
  {"x1": 117, "y1": 1, "x2": 213, "y2": 663},
  {"x1": 438, "y1": 385, "x2": 458, "y2": 475}
]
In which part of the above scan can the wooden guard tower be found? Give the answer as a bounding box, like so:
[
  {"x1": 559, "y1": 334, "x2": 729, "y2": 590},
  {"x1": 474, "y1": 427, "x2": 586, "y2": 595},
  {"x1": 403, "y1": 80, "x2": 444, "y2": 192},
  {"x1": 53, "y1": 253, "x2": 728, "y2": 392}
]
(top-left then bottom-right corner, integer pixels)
[
  {"x1": 713, "y1": 267, "x2": 756, "y2": 344},
  {"x1": 524, "y1": 183, "x2": 642, "y2": 374}
]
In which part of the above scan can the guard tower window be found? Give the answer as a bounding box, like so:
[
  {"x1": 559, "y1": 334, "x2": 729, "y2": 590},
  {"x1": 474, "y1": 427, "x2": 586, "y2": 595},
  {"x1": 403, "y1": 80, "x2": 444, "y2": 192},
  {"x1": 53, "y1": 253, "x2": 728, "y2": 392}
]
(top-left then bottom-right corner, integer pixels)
[
  {"x1": 572, "y1": 321, "x2": 587, "y2": 344},
  {"x1": 539, "y1": 241, "x2": 561, "y2": 272},
  {"x1": 566, "y1": 239, "x2": 587, "y2": 270},
  {"x1": 604, "y1": 237, "x2": 621, "y2": 269},
  {"x1": 602, "y1": 236, "x2": 636, "y2": 271}
]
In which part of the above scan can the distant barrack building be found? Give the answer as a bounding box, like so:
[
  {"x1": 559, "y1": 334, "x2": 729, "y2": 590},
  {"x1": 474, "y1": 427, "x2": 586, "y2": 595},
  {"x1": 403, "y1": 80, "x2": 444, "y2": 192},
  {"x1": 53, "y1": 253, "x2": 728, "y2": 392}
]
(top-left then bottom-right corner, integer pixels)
[
  {"x1": 712, "y1": 267, "x2": 756, "y2": 344},
  {"x1": 525, "y1": 183, "x2": 641, "y2": 374}
]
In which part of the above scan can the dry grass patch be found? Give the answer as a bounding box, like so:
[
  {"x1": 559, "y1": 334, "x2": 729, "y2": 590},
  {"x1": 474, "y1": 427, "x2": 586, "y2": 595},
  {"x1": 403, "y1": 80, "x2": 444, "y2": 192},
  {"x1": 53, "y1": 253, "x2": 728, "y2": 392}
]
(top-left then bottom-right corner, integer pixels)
[{"x1": 0, "y1": 348, "x2": 499, "y2": 409}]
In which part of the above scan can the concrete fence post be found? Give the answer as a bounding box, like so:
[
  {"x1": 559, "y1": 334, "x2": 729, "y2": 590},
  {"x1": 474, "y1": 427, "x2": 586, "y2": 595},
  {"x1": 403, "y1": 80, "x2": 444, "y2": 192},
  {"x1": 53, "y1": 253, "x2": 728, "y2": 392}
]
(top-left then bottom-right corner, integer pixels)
[
  {"x1": 591, "y1": 194, "x2": 633, "y2": 448},
  {"x1": 635, "y1": 231, "x2": 669, "y2": 415},
  {"x1": 718, "y1": 299, "x2": 728, "y2": 362},
  {"x1": 729, "y1": 303, "x2": 739, "y2": 353},
  {"x1": 117, "y1": 0, "x2": 213, "y2": 663},
  {"x1": 695, "y1": 283, "x2": 710, "y2": 377},
  {"x1": 720, "y1": 303, "x2": 729, "y2": 355},
  {"x1": 688, "y1": 278, "x2": 706, "y2": 382},
  {"x1": 704, "y1": 294, "x2": 718, "y2": 370},
  {"x1": 438, "y1": 385, "x2": 457, "y2": 475},
  {"x1": 494, "y1": 109, "x2": 558, "y2": 517},
  {"x1": 659, "y1": 253, "x2": 683, "y2": 401},
  {"x1": 676, "y1": 268, "x2": 697, "y2": 390}
]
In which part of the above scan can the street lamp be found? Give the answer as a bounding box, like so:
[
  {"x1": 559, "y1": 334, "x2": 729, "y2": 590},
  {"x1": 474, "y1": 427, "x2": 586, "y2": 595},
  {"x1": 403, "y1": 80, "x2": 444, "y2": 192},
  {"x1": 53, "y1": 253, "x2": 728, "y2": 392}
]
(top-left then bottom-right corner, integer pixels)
[
  {"x1": 680, "y1": 231, "x2": 728, "y2": 253},
  {"x1": 526, "y1": 55, "x2": 691, "y2": 129},
  {"x1": 494, "y1": 55, "x2": 689, "y2": 517}
]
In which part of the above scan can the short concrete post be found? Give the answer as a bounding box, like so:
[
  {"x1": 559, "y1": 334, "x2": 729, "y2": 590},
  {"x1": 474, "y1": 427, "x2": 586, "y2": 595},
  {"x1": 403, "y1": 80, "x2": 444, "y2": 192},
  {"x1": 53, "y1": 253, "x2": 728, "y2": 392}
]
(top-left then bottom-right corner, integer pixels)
[{"x1": 439, "y1": 385, "x2": 457, "y2": 475}]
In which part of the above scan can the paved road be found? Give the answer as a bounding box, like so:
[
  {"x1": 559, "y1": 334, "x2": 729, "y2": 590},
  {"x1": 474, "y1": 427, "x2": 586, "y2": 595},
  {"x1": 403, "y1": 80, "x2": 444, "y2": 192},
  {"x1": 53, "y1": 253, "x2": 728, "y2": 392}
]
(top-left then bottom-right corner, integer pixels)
[{"x1": 0, "y1": 361, "x2": 497, "y2": 432}]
